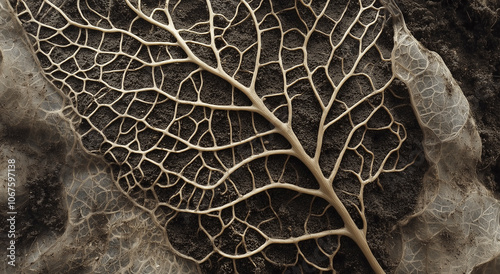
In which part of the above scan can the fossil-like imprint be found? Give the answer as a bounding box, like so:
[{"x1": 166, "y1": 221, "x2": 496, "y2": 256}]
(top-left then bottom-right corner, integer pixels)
[
  {"x1": 382, "y1": 0, "x2": 500, "y2": 273},
  {"x1": 1, "y1": 0, "x2": 499, "y2": 273}
]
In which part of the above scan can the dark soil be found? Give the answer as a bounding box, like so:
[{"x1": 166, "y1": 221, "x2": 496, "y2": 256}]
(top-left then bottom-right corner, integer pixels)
[
  {"x1": 377, "y1": 0, "x2": 500, "y2": 271},
  {"x1": 0, "y1": 117, "x2": 68, "y2": 259},
  {"x1": 396, "y1": 0, "x2": 500, "y2": 195},
  {"x1": 4, "y1": 0, "x2": 500, "y2": 273}
]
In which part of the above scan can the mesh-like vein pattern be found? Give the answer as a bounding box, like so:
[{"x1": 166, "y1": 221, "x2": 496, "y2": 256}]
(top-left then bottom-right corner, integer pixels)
[
  {"x1": 0, "y1": 0, "x2": 197, "y2": 272},
  {"x1": 9, "y1": 0, "x2": 409, "y2": 272},
  {"x1": 382, "y1": 1, "x2": 500, "y2": 273}
]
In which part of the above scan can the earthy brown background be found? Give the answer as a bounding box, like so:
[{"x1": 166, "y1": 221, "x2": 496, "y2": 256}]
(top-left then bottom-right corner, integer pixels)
[
  {"x1": 399, "y1": 0, "x2": 500, "y2": 195},
  {"x1": 377, "y1": 0, "x2": 500, "y2": 272},
  {"x1": 1, "y1": 0, "x2": 499, "y2": 273}
]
